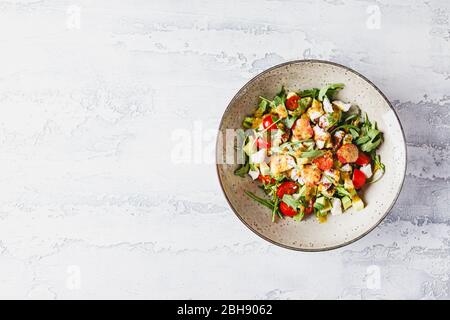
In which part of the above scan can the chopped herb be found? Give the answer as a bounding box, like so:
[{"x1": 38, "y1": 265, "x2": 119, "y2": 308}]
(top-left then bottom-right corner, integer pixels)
[{"x1": 344, "y1": 114, "x2": 358, "y2": 123}]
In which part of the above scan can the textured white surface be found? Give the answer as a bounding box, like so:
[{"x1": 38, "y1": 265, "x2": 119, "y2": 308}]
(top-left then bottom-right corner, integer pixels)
[{"x1": 0, "y1": 0, "x2": 449, "y2": 299}]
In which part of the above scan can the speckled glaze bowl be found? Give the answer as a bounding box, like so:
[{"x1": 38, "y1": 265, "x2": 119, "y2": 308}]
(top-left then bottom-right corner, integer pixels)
[{"x1": 216, "y1": 60, "x2": 406, "y2": 251}]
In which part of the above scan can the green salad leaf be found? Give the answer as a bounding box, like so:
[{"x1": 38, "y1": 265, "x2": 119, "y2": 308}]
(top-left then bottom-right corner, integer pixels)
[
  {"x1": 245, "y1": 191, "x2": 274, "y2": 209},
  {"x1": 318, "y1": 83, "x2": 345, "y2": 101},
  {"x1": 298, "y1": 88, "x2": 320, "y2": 99},
  {"x1": 234, "y1": 158, "x2": 250, "y2": 177}
]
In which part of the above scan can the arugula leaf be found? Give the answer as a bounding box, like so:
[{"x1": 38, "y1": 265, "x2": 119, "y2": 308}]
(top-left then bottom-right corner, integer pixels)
[
  {"x1": 234, "y1": 160, "x2": 250, "y2": 177},
  {"x1": 331, "y1": 124, "x2": 360, "y2": 133},
  {"x1": 349, "y1": 128, "x2": 359, "y2": 139},
  {"x1": 298, "y1": 88, "x2": 320, "y2": 99},
  {"x1": 318, "y1": 83, "x2": 345, "y2": 101},
  {"x1": 258, "y1": 96, "x2": 272, "y2": 104},
  {"x1": 355, "y1": 135, "x2": 370, "y2": 145},
  {"x1": 273, "y1": 96, "x2": 284, "y2": 109},
  {"x1": 360, "y1": 138, "x2": 382, "y2": 152},
  {"x1": 367, "y1": 128, "x2": 380, "y2": 140},
  {"x1": 272, "y1": 195, "x2": 280, "y2": 222},
  {"x1": 245, "y1": 191, "x2": 275, "y2": 209}
]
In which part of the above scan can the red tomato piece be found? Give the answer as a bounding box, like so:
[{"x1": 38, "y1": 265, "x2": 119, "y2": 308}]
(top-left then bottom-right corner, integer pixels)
[
  {"x1": 312, "y1": 154, "x2": 334, "y2": 171},
  {"x1": 352, "y1": 169, "x2": 366, "y2": 189},
  {"x1": 258, "y1": 175, "x2": 275, "y2": 185},
  {"x1": 262, "y1": 115, "x2": 277, "y2": 130},
  {"x1": 285, "y1": 95, "x2": 300, "y2": 111},
  {"x1": 355, "y1": 152, "x2": 371, "y2": 166},
  {"x1": 276, "y1": 181, "x2": 299, "y2": 199},
  {"x1": 256, "y1": 137, "x2": 270, "y2": 149},
  {"x1": 336, "y1": 144, "x2": 359, "y2": 164},
  {"x1": 279, "y1": 201, "x2": 298, "y2": 216}
]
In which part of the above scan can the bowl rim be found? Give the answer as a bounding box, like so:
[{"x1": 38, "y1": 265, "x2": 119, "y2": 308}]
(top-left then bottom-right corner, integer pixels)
[{"x1": 215, "y1": 59, "x2": 407, "y2": 252}]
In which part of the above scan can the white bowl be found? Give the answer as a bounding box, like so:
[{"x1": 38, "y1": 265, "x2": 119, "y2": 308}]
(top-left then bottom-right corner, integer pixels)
[{"x1": 216, "y1": 60, "x2": 407, "y2": 251}]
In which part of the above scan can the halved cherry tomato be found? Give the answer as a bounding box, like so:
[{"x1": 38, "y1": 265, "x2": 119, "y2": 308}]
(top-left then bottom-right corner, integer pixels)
[
  {"x1": 279, "y1": 201, "x2": 298, "y2": 216},
  {"x1": 276, "y1": 181, "x2": 299, "y2": 199},
  {"x1": 355, "y1": 152, "x2": 371, "y2": 166},
  {"x1": 285, "y1": 95, "x2": 300, "y2": 111},
  {"x1": 336, "y1": 144, "x2": 359, "y2": 164},
  {"x1": 256, "y1": 137, "x2": 270, "y2": 149},
  {"x1": 352, "y1": 169, "x2": 366, "y2": 189},
  {"x1": 262, "y1": 115, "x2": 276, "y2": 130},
  {"x1": 312, "y1": 154, "x2": 333, "y2": 171},
  {"x1": 258, "y1": 175, "x2": 275, "y2": 185}
]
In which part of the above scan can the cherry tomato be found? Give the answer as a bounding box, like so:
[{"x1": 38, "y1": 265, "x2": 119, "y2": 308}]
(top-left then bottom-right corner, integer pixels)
[
  {"x1": 256, "y1": 137, "x2": 270, "y2": 149},
  {"x1": 262, "y1": 115, "x2": 276, "y2": 130},
  {"x1": 279, "y1": 201, "x2": 298, "y2": 216},
  {"x1": 285, "y1": 95, "x2": 300, "y2": 111},
  {"x1": 276, "y1": 181, "x2": 299, "y2": 199},
  {"x1": 258, "y1": 175, "x2": 275, "y2": 185},
  {"x1": 336, "y1": 144, "x2": 359, "y2": 164},
  {"x1": 352, "y1": 169, "x2": 366, "y2": 189},
  {"x1": 355, "y1": 152, "x2": 371, "y2": 166},
  {"x1": 312, "y1": 154, "x2": 333, "y2": 171}
]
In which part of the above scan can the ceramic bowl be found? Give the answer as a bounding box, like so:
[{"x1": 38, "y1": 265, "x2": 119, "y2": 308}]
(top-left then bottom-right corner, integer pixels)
[{"x1": 216, "y1": 60, "x2": 406, "y2": 251}]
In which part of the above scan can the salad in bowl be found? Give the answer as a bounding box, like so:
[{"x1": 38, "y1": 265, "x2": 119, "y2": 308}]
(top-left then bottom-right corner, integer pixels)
[{"x1": 234, "y1": 83, "x2": 385, "y2": 223}]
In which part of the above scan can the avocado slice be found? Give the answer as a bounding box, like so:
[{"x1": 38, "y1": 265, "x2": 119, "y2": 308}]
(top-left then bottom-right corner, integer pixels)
[{"x1": 341, "y1": 196, "x2": 352, "y2": 210}]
